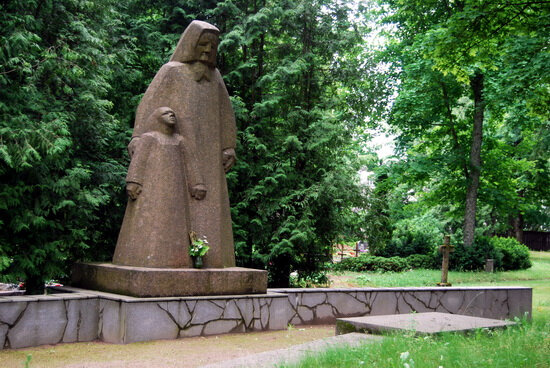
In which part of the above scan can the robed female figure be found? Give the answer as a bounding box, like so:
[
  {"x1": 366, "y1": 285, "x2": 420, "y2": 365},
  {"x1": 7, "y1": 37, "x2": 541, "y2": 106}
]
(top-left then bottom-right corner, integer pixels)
[{"x1": 130, "y1": 21, "x2": 237, "y2": 268}]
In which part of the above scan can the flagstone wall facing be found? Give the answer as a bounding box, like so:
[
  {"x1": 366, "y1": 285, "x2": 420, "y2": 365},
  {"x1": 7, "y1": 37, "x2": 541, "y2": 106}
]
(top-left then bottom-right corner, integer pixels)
[{"x1": 0, "y1": 286, "x2": 531, "y2": 349}]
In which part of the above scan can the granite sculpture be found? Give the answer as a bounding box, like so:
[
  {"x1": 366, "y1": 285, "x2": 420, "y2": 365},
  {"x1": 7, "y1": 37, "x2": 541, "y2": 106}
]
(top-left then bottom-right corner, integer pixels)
[
  {"x1": 71, "y1": 20, "x2": 267, "y2": 297},
  {"x1": 128, "y1": 20, "x2": 237, "y2": 268},
  {"x1": 113, "y1": 107, "x2": 204, "y2": 268}
]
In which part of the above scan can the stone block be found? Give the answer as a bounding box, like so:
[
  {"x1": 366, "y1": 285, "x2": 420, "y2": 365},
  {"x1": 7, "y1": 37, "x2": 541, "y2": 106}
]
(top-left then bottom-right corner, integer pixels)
[
  {"x1": 369, "y1": 292, "x2": 398, "y2": 315},
  {"x1": 301, "y1": 292, "x2": 326, "y2": 308},
  {"x1": 253, "y1": 318, "x2": 261, "y2": 330},
  {"x1": 166, "y1": 301, "x2": 192, "y2": 328},
  {"x1": 315, "y1": 304, "x2": 334, "y2": 322},
  {"x1": 222, "y1": 300, "x2": 241, "y2": 319},
  {"x1": 0, "y1": 323, "x2": 8, "y2": 349},
  {"x1": 290, "y1": 315, "x2": 301, "y2": 326},
  {"x1": 124, "y1": 302, "x2": 179, "y2": 343},
  {"x1": 7, "y1": 301, "x2": 66, "y2": 348},
  {"x1": 439, "y1": 290, "x2": 465, "y2": 313},
  {"x1": 508, "y1": 288, "x2": 532, "y2": 319},
  {"x1": 0, "y1": 301, "x2": 27, "y2": 325},
  {"x1": 191, "y1": 300, "x2": 224, "y2": 324},
  {"x1": 99, "y1": 299, "x2": 124, "y2": 344},
  {"x1": 327, "y1": 292, "x2": 368, "y2": 316},
  {"x1": 253, "y1": 298, "x2": 261, "y2": 319},
  {"x1": 236, "y1": 299, "x2": 253, "y2": 328},
  {"x1": 484, "y1": 290, "x2": 510, "y2": 319},
  {"x1": 456, "y1": 290, "x2": 486, "y2": 317},
  {"x1": 72, "y1": 262, "x2": 268, "y2": 297},
  {"x1": 203, "y1": 320, "x2": 239, "y2": 335},
  {"x1": 63, "y1": 299, "x2": 99, "y2": 343},
  {"x1": 180, "y1": 325, "x2": 203, "y2": 338},
  {"x1": 268, "y1": 297, "x2": 292, "y2": 330},
  {"x1": 260, "y1": 302, "x2": 269, "y2": 328},
  {"x1": 297, "y1": 306, "x2": 314, "y2": 323},
  {"x1": 403, "y1": 291, "x2": 433, "y2": 312}
]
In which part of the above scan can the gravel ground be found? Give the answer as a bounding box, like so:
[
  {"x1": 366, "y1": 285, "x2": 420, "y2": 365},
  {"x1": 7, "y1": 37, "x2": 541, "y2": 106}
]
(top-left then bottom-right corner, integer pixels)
[{"x1": 0, "y1": 325, "x2": 335, "y2": 368}]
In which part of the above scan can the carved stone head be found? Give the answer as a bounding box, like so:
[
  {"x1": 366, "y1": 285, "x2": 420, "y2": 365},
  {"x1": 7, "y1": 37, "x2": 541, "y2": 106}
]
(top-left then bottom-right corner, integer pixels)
[
  {"x1": 170, "y1": 20, "x2": 220, "y2": 67},
  {"x1": 147, "y1": 107, "x2": 177, "y2": 133}
]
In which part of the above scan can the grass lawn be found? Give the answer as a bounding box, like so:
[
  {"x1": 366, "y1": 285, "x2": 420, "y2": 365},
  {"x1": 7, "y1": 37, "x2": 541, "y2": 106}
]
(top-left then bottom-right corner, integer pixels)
[
  {"x1": 288, "y1": 251, "x2": 550, "y2": 367},
  {"x1": 330, "y1": 251, "x2": 550, "y2": 288}
]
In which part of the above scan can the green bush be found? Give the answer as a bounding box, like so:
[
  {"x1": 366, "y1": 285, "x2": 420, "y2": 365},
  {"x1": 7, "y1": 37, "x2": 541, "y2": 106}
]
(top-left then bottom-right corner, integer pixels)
[
  {"x1": 378, "y1": 211, "x2": 443, "y2": 257},
  {"x1": 490, "y1": 237, "x2": 531, "y2": 270},
  {"x1": 405, "y1": 254, "x2": 437, "y2": 269},
  {"x1": 447, "y1": 236, "x2": 503, "y2": 271},
  {"x1": 333, "y1": 254, "x2": 410, "y2": 273}
]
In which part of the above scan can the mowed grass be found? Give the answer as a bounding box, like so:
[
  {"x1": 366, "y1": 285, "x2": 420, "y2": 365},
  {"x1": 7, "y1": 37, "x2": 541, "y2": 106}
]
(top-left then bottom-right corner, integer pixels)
[
  {"x1": 334, "y1": 251, "x2": 550, "y2": 288},
  {"x1": 283, "y1": 317, "x2": 549, "y2": 368},
  {"x1": 288, "y1": 251, "x2": 550, "y2": 368}
]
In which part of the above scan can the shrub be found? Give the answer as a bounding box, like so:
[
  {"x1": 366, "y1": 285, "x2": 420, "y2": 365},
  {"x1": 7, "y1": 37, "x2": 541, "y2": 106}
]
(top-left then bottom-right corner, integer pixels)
[
  {"x1": 405, "y1": 254, "x2": 437, "y2": 269},
  {"x1": 333, "y1": 254, "x2": 410, "y2": 273},
  {"x1": 379, "y1": 211, "x2": 443, "y2": 257},
  {"x1": 447, "y1": 236, "x2": 503, "y2": 271},
  {"x1": 490, "y1": 237, "x2": 531, "y2": 270}
]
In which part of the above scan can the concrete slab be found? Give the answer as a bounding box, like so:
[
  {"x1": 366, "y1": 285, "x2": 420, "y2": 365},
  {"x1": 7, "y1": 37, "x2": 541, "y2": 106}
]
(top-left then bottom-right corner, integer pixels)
[
  {"x1": 200, "y1": 333, "x2": 383, "y2": 368},
  {"x1": 336, "y1": 312, "x2": 516, "y2": 335}
]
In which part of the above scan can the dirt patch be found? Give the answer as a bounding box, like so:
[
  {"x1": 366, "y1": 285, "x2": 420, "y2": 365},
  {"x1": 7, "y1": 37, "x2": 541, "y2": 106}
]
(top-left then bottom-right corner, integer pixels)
[
  {"x1": 328, "y1": 273, "x2": 361, "y2": 288},
  {"x1": 0, "y1": 325, "x2": 335, "y2": 368}
]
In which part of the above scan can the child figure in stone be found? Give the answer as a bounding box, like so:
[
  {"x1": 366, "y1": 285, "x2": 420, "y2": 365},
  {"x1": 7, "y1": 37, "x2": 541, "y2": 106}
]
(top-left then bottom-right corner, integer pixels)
[{"x1": 113, "y1": 107, "x2": 205, "y2": 268}]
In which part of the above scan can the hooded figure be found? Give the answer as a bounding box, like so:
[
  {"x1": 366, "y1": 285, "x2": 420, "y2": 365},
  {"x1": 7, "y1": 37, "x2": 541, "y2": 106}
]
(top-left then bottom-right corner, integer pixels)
[
  {"x1": 129, "y1": 21, "x2": 237, "y2": 268},
  {"x1": 113, "y1": 107, "x2": 205, "y2": 268}
]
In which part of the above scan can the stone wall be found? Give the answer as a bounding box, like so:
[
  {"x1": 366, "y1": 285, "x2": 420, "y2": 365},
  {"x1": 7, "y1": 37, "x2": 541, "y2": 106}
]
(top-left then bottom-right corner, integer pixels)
[
  {"x1": 270, "y1": 287, "x2": 532, "y2": 325},
  {"x1": 0, "y1": 286, "x2": 531, "y2": 349},
  {"x1": 0, "y1": 293, "x2": 99, "y2": 349}
]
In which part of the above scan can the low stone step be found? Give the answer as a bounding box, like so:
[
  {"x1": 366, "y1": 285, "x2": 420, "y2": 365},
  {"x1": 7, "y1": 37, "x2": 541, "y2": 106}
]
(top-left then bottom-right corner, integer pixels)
[{"x1": 336, "y1": 312, "x2": 516, "y2": 335}]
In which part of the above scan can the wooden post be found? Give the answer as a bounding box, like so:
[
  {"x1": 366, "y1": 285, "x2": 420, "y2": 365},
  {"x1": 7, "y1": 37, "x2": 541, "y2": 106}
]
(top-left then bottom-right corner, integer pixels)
[{"x1": 437, "y1": 235, "x2": 454, "y2": 287}]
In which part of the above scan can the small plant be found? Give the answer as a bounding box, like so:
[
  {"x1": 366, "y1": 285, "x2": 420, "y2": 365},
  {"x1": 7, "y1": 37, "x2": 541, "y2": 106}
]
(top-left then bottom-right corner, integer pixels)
[
  {"x1": 24, "y1": 354, "x2": 32, "y2": 368},
  {"x1": 289, "y1": 271, "x2": 330, "y2": 288},
  {"x1": 188, "y1": 231, "x2": 210, "y2": 257}
]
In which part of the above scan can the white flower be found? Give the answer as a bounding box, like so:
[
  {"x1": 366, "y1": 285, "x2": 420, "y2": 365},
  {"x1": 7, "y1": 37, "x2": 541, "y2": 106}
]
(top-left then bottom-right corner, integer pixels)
[{"x1": 400, "y1": 352, "x2": 410, "y2": 361}]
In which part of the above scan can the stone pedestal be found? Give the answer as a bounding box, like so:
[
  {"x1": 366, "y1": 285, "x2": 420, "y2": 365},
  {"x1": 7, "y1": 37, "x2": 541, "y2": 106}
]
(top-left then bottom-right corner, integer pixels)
[{"x1": 71, "y1": 262, "x2": 267, "y2": 297}]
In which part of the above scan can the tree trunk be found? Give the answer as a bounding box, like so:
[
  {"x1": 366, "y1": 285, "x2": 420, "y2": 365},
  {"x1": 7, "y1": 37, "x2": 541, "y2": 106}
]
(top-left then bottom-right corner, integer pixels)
[
  {"x1": 509, "y1": 214, "x2": 524, "y2": 243},
  {"x1": 463, "y1": 72, "x2": 484, "y2": 247}
]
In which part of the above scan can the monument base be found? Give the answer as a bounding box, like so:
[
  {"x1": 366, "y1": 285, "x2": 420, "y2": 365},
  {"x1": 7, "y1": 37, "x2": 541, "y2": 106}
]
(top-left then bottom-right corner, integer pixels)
[{"x1": 71, "y1": 262, "x2": 268, "y2": 297}]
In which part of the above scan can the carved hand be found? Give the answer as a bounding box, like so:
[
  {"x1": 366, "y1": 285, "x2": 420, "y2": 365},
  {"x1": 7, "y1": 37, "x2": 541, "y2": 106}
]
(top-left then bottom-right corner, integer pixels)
[
  {"x1": 191, "y1": 184, "x2": 207, "y2": 200},
  {"x1": 222, "y1": 148, "x2": 236, "y2": 172},
  {"x1": 126, "y1": 182, "x2": 142, "y2": 200}
]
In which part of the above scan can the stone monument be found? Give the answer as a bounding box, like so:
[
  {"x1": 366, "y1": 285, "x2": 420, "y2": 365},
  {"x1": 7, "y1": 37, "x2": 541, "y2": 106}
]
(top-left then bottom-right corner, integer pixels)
[{"x1": 72, "y1": 20, "x2": 267, "y2": 297}]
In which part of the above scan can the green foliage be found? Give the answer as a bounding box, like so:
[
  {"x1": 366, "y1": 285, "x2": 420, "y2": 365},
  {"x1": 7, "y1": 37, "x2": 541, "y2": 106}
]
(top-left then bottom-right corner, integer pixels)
[
  {"x1": 333, "y1": 254, "x2": 410, "y2": 273},
  {"x1": 490, "y1": 236, "x2": 531, "y2": 271},
  {"x1": 378, "y1": 0, "x2": 550, "y2": 244},
  {"x1": 289, "y1": 270, "x2": 330, "y2": 288},
  {"x1": 0, "y1": 0, "x2": 380, "y2": 289},
  {"x1": 215, "y1": 0, "x2": 381, "y2": 286},
  {"x1": 0, "y1": 0, "x2": 128, "y2": 291},
  {"x1": 448, "y1": 236, "x2": 501, "y2": 271},
  {"x1": 379, "y1": 210, "x2": 443, "y2": 257},
  {"x1": 405, "y1": 254, "x2": 437, "y2": 270}
]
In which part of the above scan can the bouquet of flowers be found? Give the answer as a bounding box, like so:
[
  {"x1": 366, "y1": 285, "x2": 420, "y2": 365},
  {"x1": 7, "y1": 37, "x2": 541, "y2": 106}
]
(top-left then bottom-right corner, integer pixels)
[{"x1": 189, "y1": 231, "x2": 209, "y2": 257}]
